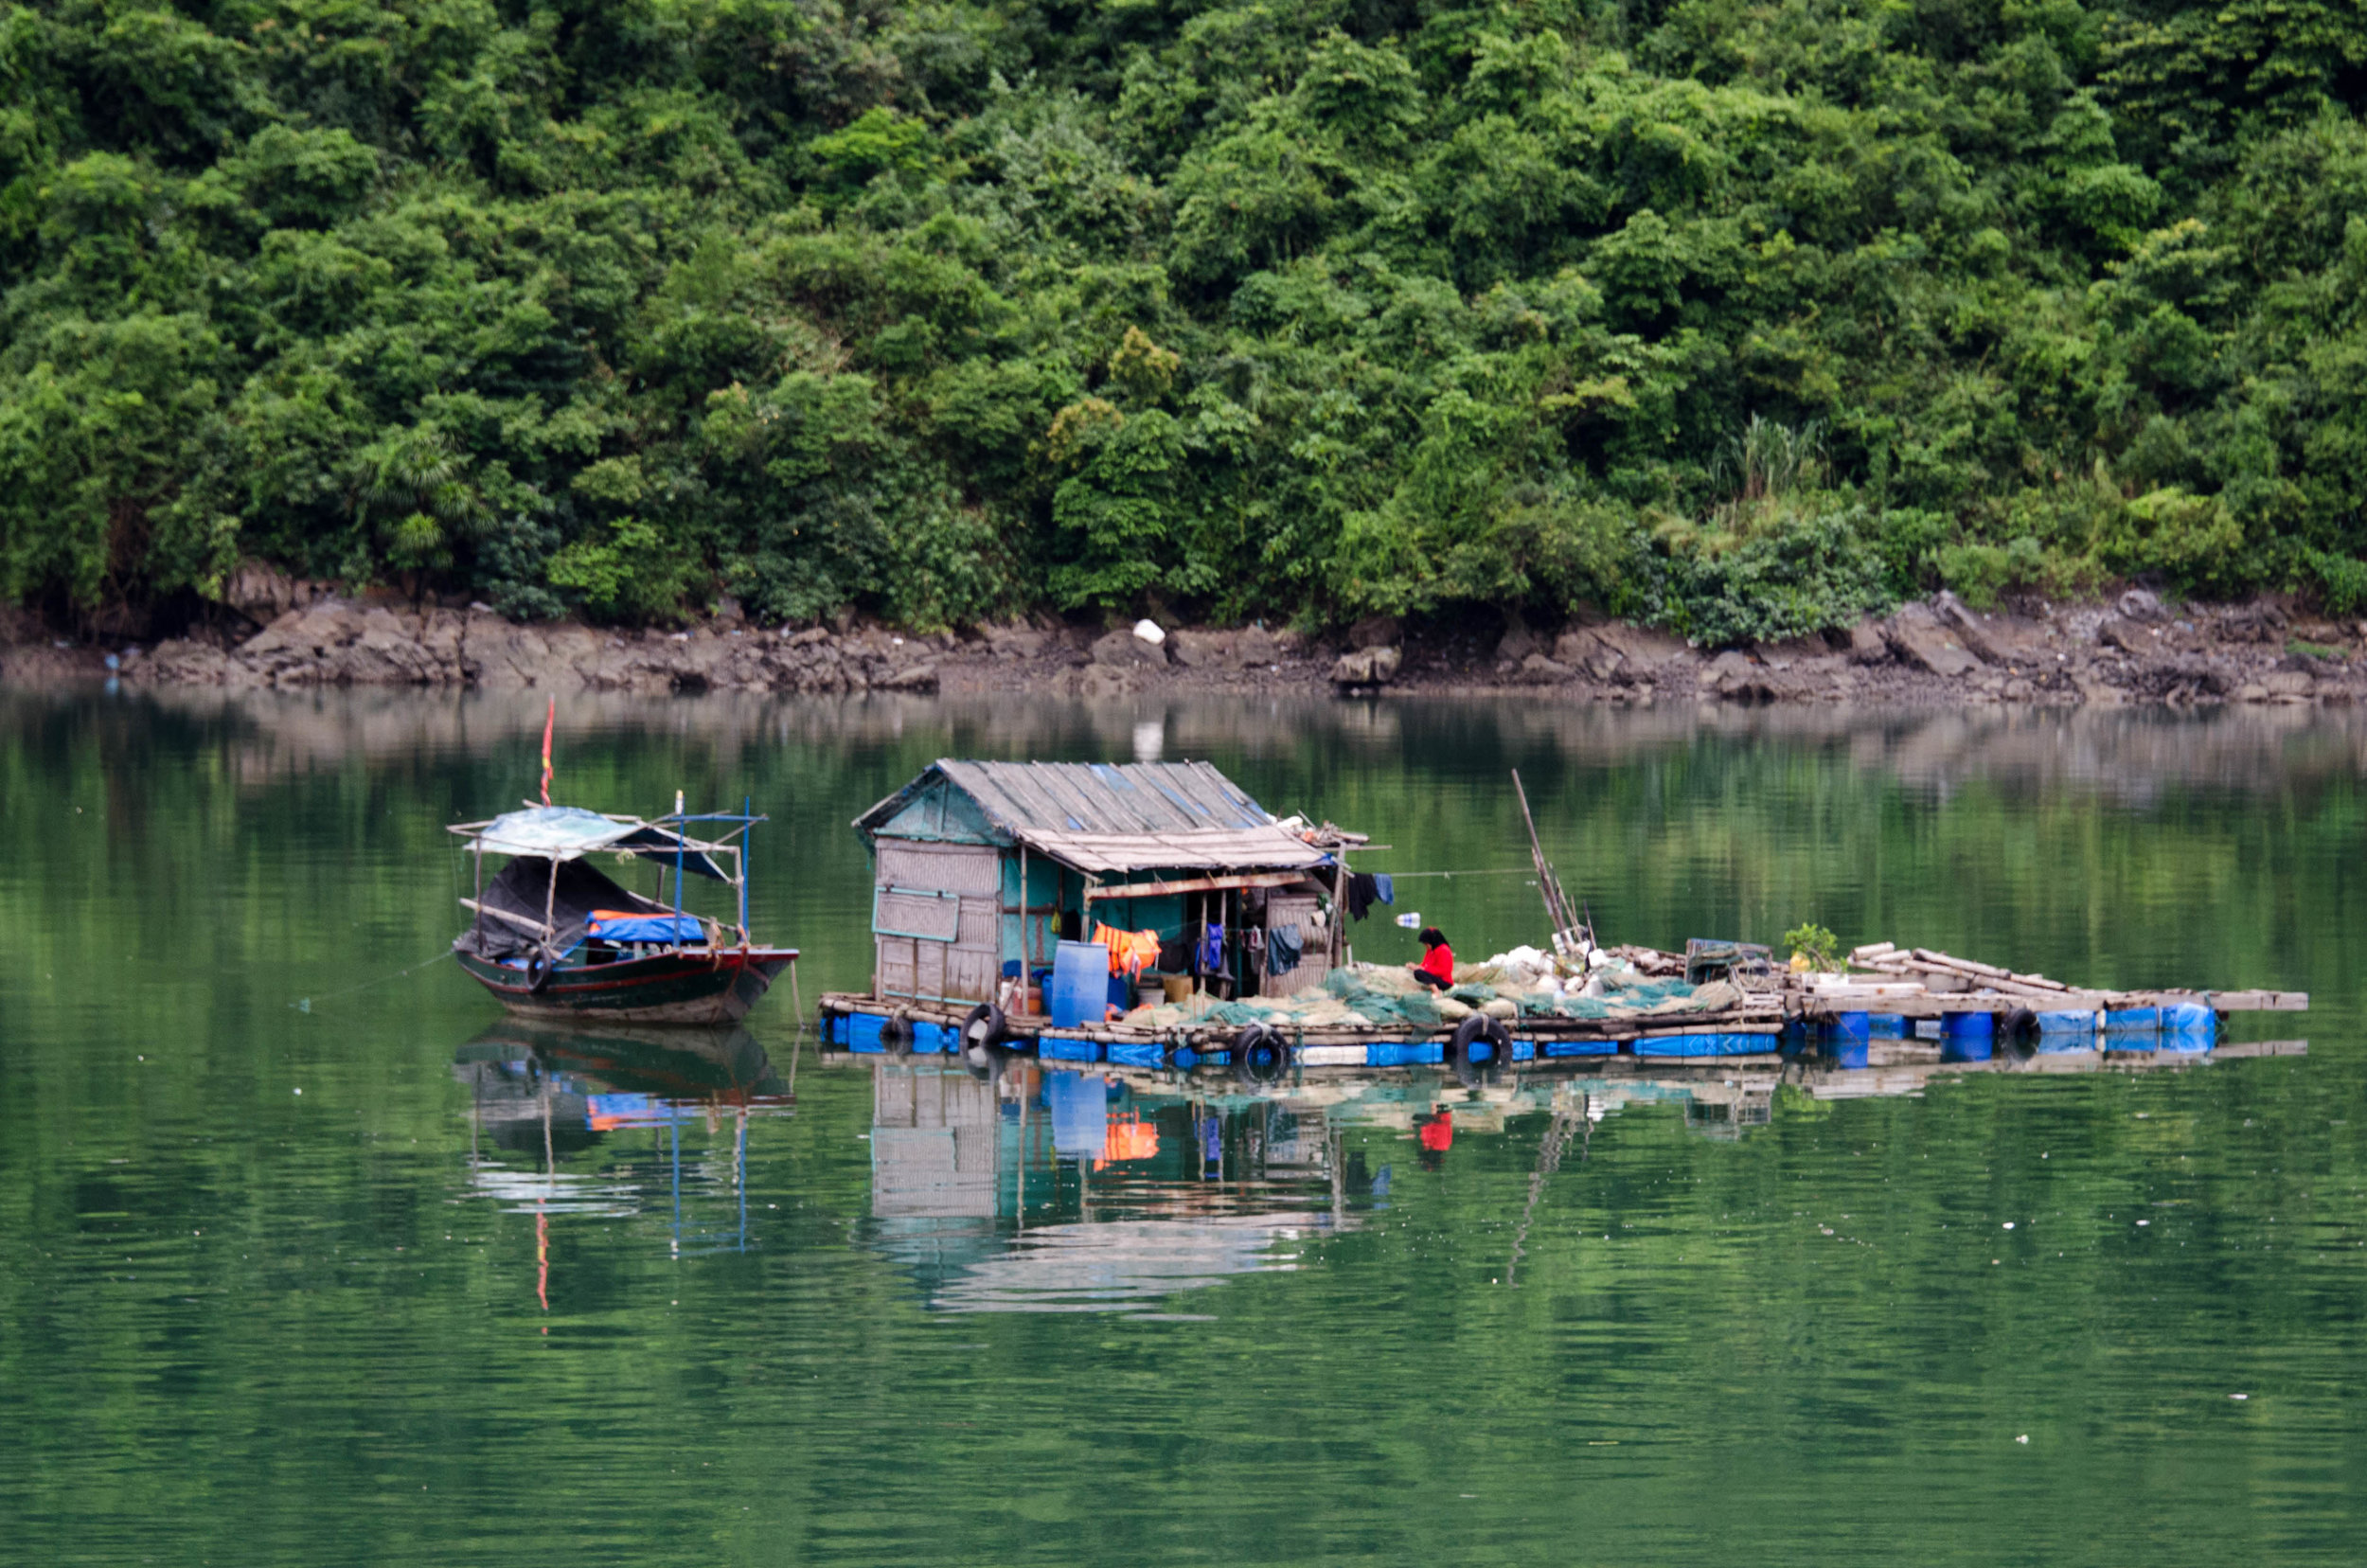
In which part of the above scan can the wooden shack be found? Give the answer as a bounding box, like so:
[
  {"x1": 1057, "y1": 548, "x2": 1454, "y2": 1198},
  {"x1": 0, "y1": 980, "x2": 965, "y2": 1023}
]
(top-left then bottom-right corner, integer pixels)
[{"x1": 853, "y1": 760, "x2": 1357, "y2": 1008}]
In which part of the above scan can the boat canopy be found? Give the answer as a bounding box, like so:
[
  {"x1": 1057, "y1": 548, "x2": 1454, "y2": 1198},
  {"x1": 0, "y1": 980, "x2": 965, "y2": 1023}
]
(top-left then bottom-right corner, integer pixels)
[{"x1": 459, "y1": 805, "x2": 729, "y2": 882}]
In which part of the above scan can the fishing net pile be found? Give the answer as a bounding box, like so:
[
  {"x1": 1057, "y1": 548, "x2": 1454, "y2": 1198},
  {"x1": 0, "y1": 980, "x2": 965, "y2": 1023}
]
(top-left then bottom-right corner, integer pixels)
[{"x1": 1116, "y1": 947, "x2": 1739, "y2": 1033}]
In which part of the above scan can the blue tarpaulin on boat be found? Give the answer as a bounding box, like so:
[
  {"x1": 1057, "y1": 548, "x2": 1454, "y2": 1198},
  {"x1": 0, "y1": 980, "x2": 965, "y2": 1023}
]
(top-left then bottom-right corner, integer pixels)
[{"x1": 587, "y1": 912, "x2": 706, "y2": 943}]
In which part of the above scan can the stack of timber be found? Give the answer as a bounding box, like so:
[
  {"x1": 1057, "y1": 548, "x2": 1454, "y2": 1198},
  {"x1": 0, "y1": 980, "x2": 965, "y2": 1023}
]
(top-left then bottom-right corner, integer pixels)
[{"x1": 1796, "y1": 942, "x2": 2310, "y2": 1021}]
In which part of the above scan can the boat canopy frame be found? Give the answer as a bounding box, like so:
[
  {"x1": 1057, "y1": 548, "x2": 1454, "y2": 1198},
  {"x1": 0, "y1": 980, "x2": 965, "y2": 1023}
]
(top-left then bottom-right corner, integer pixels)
[{"x1": 449, "y1": 802, "x2": 769, "y2": 955}]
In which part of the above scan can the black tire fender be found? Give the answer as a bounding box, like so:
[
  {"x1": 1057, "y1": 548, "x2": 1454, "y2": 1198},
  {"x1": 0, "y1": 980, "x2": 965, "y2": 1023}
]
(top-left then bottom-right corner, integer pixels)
[
  {"x1": 525, "y1": 953, "x2": 554, "y2": 995},
  {"x1": 961, "y1": 1002, "x2": 1008, "y2": 1054},
  {"x1": 1450, "y1": 1012, "x2": 1512, "y2": 1068},
  {"x1": 1234, "y1": 1023, "x2": 1288, "y2": 1083},
  {"x1": 881, "y1": 1007, "x2": 916, "y2": 1060}
]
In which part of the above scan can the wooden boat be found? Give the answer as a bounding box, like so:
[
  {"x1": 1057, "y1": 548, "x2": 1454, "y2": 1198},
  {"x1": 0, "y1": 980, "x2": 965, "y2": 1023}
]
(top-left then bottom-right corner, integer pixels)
[{"x1": 450, "y1": 800, "x2": 797, "y2": 1025}]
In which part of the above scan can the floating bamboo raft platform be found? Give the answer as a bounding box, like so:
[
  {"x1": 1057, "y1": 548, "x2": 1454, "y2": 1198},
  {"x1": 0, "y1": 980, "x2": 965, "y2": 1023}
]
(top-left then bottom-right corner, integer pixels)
[{"x1": 816, "y1": 939, "x2": 2305, "y2": 1073}]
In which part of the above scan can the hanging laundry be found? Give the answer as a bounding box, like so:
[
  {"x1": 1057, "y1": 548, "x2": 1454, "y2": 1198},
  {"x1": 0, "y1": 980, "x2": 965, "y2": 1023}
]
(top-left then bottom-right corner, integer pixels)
[
  {"x1": 1197, "y1": 921, "x2": 1225, "y2": 973},
  {"x1": 1373, "y1": 872, "x2": 1394, "y2": 906},
  {"x1": 1268, "y1": 922, "x2": 1304, "y2": 974},
  {"x1": 1090, "y1": 922, "x2": 1162, "y2": 978},
  {"x1": 1346, "y1": 872, "x2": 1388, "y2": 921}
]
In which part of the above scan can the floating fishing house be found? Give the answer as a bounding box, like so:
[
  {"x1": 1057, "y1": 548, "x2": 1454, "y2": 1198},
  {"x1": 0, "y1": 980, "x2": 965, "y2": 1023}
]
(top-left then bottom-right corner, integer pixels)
[
  {"x1": 851, "y1": 760, "x2": 1358, "y2": 1011},
  {"x1": 821, "y1": 762, "x2": 2309, "y2": 1077}
]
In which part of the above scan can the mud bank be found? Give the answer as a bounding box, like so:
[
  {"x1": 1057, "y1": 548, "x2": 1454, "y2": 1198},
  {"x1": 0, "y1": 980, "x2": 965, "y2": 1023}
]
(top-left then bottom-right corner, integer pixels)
[{"x1": 4, "y1": 589, "x2": 2361, "y2": 708}]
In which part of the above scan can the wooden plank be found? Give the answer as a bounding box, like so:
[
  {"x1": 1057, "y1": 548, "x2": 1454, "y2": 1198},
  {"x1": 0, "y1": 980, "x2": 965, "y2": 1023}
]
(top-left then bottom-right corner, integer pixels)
[
  {"x1": 458, "y1": 898, "x2": 553, "y2": 937},
  {"x1": 1085, "y1": 869, "x2": 1323, "y2": 902}
]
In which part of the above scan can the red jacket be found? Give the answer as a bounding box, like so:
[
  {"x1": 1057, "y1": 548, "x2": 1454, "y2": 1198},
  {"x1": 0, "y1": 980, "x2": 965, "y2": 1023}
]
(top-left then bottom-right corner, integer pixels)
[{"x1": 1417, "y1": 944, "x2": 1455, "y2": 985}]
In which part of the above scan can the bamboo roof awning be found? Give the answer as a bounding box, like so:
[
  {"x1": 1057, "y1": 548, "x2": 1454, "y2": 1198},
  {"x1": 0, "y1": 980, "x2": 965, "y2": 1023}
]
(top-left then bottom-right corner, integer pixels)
[{"x1": 1015, "y1": 826, "x2": 1330, "y2": 875}]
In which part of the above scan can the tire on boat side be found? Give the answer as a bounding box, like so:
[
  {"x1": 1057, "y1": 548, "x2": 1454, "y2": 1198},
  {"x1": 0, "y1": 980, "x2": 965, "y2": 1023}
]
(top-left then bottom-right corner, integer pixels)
[
  {"x1": 525, "y1": 953, "x2": 554, "y2": 995},
  {"x1": 1450, "y1": 1013, "x2": 1511, "y2": 1074},
  {"x1": 1234, "y1": 1024, "x2": 1288, "y2": 1084},
  {"x1": 880, "y1": 1007, "x2": 916, "y2": 1060},
  {"x1": 961, "y1": 1003, "x2": 1008, "y2": 1068},
  {"x1": 2001, "y1": 1006, "x2": 2039, "y2": 1059}
]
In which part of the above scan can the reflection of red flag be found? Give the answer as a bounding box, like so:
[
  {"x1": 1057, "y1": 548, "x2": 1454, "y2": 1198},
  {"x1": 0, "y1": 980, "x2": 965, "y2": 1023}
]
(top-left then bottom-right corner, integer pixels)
[{"x1": 540, "y1": 696, "x2": 555, "y2": 805}]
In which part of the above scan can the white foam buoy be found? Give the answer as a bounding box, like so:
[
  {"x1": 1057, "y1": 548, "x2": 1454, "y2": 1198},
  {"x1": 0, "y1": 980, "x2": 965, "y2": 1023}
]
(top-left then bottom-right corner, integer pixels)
[{"x1": 1132, "y1": 618, "x2": 1166, "y2": 645}]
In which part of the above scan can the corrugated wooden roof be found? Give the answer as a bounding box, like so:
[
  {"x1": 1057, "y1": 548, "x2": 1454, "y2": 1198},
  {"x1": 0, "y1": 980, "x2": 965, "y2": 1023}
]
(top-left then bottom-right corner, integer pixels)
[{"x1": 856, "y1": 761, "x2": 1333, "y2": 874}]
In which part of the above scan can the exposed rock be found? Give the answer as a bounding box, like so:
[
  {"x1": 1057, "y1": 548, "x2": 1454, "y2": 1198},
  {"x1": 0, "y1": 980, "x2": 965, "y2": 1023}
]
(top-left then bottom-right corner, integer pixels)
[
  {"x1": 2261, "y1": 669, "x2": 2315, "y2": 697},
  {"x1": 2097, "y1": 617, "x2": 2155, "y2": 656},
  {"x1": 1885, "y1": 603, "x2": 1984, "y2": 677},
  {"x1": 1519, "y1": 652, "x2": 1574, "y2": 684},
  {"x1": 1346, "y1": 615, "x2": 1400, "y2": 650},
  {"x1": 878, "y1": 661, "x2": 941, "y2": 692},
  {"x1": 1091, "y1": 628, "x2": 1167, "y2": 668},
  {"x1": 1168, "y1": 628, "x2": 1232, "y2": 668},
  {"x1": 1330, "y1": 646, "x2": 1402, "y2": 687},
  {"x1": 1495, "y1": 620, "x2": 1540, "y2": 664},
  {"x1": 1587, "y1": 622, "x2": 1690, "y2": 672},
  {"x1": 1847, "y1": 619, "x2": 1892, "y2": 664},
  {"x1": 2118, "y1": 587, "x2": 2167, "y2": 622},
  {"x1": 1235, "y1": 625, "x2": 1281, "y2": 668},
  {"x1": 1933, "y1": 592, "x2": 2008, "y2": 664},
  {"x1": 222, "y1": 560, "x2": 299, "y2": 624}
]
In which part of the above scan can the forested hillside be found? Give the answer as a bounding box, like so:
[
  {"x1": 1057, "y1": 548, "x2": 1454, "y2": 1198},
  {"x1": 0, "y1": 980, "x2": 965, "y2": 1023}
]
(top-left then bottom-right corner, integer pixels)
[{"x1": 4, "y1": 0, "x2": 2364, "y2": 642}]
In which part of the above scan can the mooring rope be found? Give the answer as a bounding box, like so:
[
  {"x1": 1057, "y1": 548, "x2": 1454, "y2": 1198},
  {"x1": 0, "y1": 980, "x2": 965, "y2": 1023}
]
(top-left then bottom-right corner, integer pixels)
[{"x1": 289, "y1": 948, "x2": 456, "y2": 1012}]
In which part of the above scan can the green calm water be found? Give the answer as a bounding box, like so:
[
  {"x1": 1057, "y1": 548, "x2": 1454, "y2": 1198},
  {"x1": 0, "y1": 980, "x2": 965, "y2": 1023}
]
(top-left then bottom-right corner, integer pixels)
[{"x1": 5, "y1": 688, "x2": 2365, "y2": 1566}]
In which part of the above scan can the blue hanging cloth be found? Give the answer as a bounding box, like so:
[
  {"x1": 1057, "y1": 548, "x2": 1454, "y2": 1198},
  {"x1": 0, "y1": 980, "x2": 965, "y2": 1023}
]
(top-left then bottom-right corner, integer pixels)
[
  {"x1": 1198, "y1": 921, "x2": 1225, "y2": 973},
  {"x1": 1373, "y1": 873, "x2": 1395, "y2": 905}
]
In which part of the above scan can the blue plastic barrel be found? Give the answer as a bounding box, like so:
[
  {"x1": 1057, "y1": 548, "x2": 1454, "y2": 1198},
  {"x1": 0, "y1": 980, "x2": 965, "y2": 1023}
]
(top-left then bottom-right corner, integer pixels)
[
  {"x1": 1820, "y1": 1031, "x2": 1869, "y2": 1069},
  {"x1": 2036, "y1": 1008, "x2": 2096, "y2": 1034},
  {"x1": 1830, "y1": 1011, "x2": 1872, "y2": 1043},
  {"x1": 1049, "y1": 940, "x2": 1112, "y2": 1027},
  {"x1": 1868, "y1": 1014, "x2": 1907, "y2": 1039},
  {"x1": 2160, "y1": 1002, "x2": 2216, "y2": 1051},
  {"x1": 1940, "y1": 1010, "x2": 1994, "y2": 1062},
  {"x1": 2104, "y1": 1007, "x2": 2159, "y2": 1032}
]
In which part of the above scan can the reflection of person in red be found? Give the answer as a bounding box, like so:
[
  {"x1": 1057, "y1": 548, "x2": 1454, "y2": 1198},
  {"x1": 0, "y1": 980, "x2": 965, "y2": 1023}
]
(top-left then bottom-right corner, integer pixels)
[
  {"x1": 1416, "y1": 1102, "x2": 1454, "y2": 1169},
  {"x1": 1412, "y1": 927, "x2": 1455, "y2": 990}
]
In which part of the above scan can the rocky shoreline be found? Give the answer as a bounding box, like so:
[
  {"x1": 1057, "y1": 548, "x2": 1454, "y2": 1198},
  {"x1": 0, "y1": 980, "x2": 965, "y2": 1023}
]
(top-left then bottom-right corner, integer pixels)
[{"x1": 3, "y1": 584, "x2": 2360, "y2": 708}]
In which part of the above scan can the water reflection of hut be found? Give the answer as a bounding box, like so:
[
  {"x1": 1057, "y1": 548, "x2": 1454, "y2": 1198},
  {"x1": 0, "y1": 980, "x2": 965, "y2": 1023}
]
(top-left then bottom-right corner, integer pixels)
[{"x1": 861, "y1": 1060, "x2": 1361, "y2": 1311}]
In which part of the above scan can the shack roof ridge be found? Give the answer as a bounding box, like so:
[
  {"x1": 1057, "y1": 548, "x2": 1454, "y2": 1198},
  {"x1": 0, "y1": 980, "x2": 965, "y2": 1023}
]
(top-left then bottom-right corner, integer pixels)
[{"x1": 853, "y1": 758, "x2": 1341, "y2": 875}]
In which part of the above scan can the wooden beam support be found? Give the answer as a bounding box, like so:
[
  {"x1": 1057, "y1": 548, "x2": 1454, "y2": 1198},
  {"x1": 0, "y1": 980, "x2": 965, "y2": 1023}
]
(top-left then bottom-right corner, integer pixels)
[{"x1": 1084, "y1": 870, "x2": 1324, "y2": 902}]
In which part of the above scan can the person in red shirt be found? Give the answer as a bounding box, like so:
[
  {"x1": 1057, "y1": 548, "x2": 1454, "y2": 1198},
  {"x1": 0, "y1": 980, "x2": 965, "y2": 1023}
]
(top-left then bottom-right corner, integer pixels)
[{"x1": 1412, "y1": 926, "x2": 1455, "y2": 990}]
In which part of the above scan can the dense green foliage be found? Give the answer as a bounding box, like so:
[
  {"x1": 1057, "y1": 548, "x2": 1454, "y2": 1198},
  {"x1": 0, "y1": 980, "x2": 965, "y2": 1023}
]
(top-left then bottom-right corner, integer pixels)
[{"x1": 4, "y1": 0, "x2": 2365, "y2": 640}]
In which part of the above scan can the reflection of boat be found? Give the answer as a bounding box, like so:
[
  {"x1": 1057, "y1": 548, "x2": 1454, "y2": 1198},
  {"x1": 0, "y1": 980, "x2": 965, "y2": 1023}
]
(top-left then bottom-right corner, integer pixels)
[
  {"x1": 449, "y1": 802, "x2": 797, "y2": 1024},
  {"x1": 472, "y1": 1020, "x2": 793, "y2": 1108},
  {"x1": 452, "y1": 1024, "x2": 792, "y2": 1251}
]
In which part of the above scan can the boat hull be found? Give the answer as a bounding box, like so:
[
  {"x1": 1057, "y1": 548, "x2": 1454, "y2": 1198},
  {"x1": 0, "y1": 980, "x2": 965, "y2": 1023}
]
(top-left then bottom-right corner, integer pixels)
[{"x1": 458, "y1": 947, "x2": 797, "y2": 1025}]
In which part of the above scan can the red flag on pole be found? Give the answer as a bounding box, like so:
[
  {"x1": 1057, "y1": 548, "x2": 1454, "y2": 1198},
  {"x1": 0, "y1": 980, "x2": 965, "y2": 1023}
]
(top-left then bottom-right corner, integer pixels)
[{"x1": 540, "y1": 696, "x2": 555, "y2": 806}]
